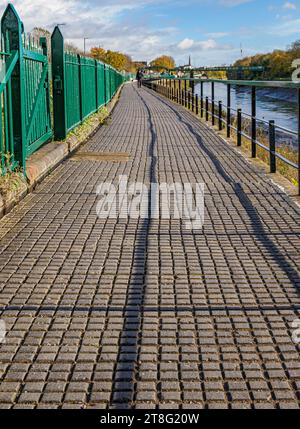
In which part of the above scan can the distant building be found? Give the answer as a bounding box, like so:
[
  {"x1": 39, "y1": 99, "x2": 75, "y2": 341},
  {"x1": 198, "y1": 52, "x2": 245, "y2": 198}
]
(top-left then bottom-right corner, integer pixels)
[
  {"x1": 176, "y1": 56, "x2": 193, "y2": 76},
  {"x1": 182, "y1": 56, "x2": 193, "y2": 70},
  {"x1": 133, "y1": 61, "x2": 148, "y2": 69}
]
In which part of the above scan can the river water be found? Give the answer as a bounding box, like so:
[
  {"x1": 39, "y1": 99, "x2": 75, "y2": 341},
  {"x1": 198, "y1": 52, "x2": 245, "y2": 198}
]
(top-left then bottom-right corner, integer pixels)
[{"x1": 195, "y1": 82, "x2": 299, "y2": 146}]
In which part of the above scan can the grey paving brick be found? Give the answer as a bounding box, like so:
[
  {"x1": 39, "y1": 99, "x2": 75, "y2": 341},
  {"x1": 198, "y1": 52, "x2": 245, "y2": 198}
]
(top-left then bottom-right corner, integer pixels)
[{"x1": 0, "y1": 82, "x2": 300, "y2": 409}]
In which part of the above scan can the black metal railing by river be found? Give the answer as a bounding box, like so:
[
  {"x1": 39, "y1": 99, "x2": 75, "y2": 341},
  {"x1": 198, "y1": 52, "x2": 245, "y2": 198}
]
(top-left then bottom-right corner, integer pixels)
[{"x1": 142, "y1": 77, "x2": 300, "y2": 195}]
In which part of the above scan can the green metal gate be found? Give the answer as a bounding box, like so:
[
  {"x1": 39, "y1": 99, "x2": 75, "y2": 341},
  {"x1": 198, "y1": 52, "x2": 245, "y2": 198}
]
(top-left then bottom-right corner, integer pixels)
[
  {"x1": 23, "y1": 37, "x2": 52, "y2": 157},
  {"x1": 0, "y1": 4, "x2": 52, "y2": 174},
  {"x1": 51, "y1": 26, "x2": 127, "y2": 141},
  {"x1": 0, "y1": 4, "x2": 129, "y2": 174}
]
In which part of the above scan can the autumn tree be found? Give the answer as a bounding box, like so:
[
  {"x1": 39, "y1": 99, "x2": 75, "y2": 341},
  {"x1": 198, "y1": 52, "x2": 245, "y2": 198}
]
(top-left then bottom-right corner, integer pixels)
[
  {"x1": 232, "y1": 40, "x2": 300, "y2": 80},
  {"x1": 150, "y1": 55, "x2": 176, "y2": 71},
  {"x1": 90, "y1": 47, "x2": 106, "y2": 61},
  {"x1": 90, "y1": 46, "x2": 135, "y2": 72},
  {"x1": 104, "y1": 50, "x2": 127, "y2": 70}
]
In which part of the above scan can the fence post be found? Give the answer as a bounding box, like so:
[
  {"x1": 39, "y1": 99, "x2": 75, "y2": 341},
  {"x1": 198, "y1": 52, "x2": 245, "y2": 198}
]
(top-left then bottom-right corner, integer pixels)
[
  {"x1": 227, "y1": 84, "x2": 231, "y2": 138},
  {"x1": 251, "y1": 86, "x2": 257, "y2": 158},
  {"x1": 104, "y1": 64, "x2": 107, "y2": 104},
  {"x1": 211, "y1": 81, "x2": 215, "y2": 126},
  {"x1": 51, "y1": 26, "x2": 67, "y2": 140},
  {"x1": 179, "y1": 80, "x2": 182, "y2": 104},
  {"x1": 201, "y1": 81, "x2": 204, "y2": 118},
  {"x1": 196, "y1": 94, "x2": 199, "y2": 116},
  {"x1": 78, "y1": 55, "x2": 83, "y2": 121},
  {"x1": 269, "y1": 120, "x2": 276, "y2": 173},
  {"x1": 95, "y1": 60, "x2": 99, "y2": 110},
  {"x1": 205, "y1": 97, "x2": 209, "y2": 121},
  {"x1": 218, "y1": 101, "x2": 222, "y2": 131},
  {"x1": 1, "y1": 4, "x2": 27, "y2": 170},
  {"x1": 237, "y1": 109, "x2": 242, "y2": 147}
]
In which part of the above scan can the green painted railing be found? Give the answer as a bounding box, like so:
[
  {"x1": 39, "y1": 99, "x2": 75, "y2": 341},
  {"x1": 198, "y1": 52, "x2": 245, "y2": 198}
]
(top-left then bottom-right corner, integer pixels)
[
  {"x1": 0, "y1": 3, "x2": 129, "y2": 175},
  {"x1": 143, "y1": 77, "x2": 300, "y2": 195},
  {"x1": 51, "y1": 27, "x2": 127, "y2": 140}
]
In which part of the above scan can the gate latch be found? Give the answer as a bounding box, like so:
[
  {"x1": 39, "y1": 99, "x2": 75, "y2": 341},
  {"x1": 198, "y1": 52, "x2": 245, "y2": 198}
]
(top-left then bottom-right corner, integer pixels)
[{"x1": 54, "y1": 76, "x2": 63, "y2": 93}]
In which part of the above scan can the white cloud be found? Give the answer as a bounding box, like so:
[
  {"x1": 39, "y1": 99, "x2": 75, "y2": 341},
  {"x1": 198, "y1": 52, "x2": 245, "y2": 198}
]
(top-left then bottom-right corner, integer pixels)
[
  {"x1": 176, "y1": 38, "x2": 231, "y2": 52},
  {"x1": 178, "y1": 38, "x2": 195, "y2": 50},
  {"x1": 283, "y1": 2, "x2": 297, "y2": 10}
]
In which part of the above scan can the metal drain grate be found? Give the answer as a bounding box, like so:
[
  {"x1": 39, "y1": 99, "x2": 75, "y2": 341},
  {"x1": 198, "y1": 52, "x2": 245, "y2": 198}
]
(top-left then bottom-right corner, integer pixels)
[{"x1": 71, "y1": 152, "x2": 131, "y2": 162}]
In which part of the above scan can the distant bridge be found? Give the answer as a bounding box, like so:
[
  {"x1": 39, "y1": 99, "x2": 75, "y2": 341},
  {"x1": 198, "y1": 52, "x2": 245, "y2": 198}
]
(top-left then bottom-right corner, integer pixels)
[
  {"x1": 177, "y1": 66, "x2": 265, "y2": 73},
  {"x1": 144, "y1": 65, "x2": 265, "y2": 80},
  {"x1": 144, "y1": 65, "x2": 265, "y2": 73}
]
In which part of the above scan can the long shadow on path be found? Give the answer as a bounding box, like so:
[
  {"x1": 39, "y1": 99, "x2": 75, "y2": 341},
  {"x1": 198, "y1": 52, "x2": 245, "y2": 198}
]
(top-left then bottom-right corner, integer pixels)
[{"x1": 109, "y1": 85, "x2": 159, "y2": 408}]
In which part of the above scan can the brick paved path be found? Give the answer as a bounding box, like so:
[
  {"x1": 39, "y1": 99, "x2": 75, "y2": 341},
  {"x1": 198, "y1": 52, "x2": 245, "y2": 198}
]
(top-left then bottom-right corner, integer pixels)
[{"x1": 0, "y1": 83, "x2": 300, "y2": 409}]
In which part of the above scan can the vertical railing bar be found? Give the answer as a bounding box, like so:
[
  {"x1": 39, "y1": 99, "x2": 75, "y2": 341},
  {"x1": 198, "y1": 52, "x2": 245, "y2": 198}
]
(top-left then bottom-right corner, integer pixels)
[
  {"x1": 201, "y1": 81, "x2": 204, "y2": 118},
  {"x1": 78, "y1": 54, "x2": 83, "y2": 121},
  {"x1": 218, "y1": 101, "x2": 222, "y2": 131},
  {"x1": 251, "y1": 86, "x2": 257, "y2": 158},
  {"x1": 211, "y1": 81, "x2": 215, "y2": 126},
  {"x1": 227, "y1": 83, "x2": 231, "y2": 138},
  {"x1": 269, "y1": 120, "x2": 276, "y2": 174},
  {"x1": 237, "y1": 108, "x2": 242, "y2": 147},
  {"x1": 104, "y1": 64, "x2": 107, "y2": 105}
]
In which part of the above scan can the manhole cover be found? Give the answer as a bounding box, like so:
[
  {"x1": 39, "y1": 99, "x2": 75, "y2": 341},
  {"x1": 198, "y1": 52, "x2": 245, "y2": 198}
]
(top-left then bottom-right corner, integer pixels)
[{"x1": 71, "y1": 152, "x2": 131, "y2": 162}]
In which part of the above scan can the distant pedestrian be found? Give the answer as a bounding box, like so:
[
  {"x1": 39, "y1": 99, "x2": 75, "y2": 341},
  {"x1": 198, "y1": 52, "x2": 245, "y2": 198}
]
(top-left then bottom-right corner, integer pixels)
[{"x1": 136, "y1": 69, "x2": 144, "y2": 88}]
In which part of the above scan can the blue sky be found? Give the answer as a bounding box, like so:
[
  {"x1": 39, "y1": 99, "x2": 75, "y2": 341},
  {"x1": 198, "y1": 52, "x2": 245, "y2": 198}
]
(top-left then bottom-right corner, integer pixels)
[{"x1": 1, "y1": 0, "x2": 300, "y2": 65}]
